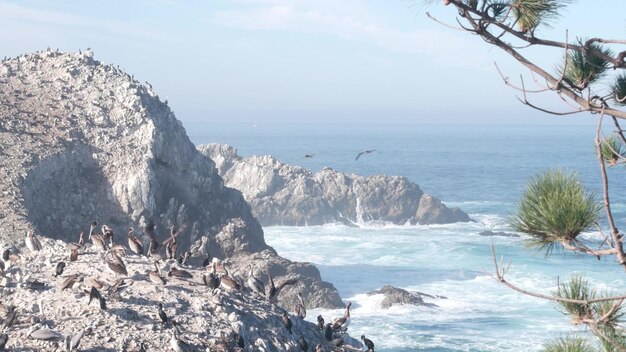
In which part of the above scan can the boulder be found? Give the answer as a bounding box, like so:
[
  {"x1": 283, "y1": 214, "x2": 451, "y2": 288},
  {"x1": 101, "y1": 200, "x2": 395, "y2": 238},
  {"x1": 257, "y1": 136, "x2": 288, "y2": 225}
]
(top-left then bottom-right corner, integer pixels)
[{"x1": 367, "y1": 285, "x2": 442, "y2": 309}]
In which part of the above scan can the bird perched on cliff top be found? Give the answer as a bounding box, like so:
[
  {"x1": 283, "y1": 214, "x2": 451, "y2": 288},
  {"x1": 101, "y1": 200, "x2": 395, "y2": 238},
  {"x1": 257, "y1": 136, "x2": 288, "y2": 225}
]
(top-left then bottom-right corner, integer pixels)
[
  {"x1": 219, "y1": 263, "x2": 241, "y2": 291},
  {"x1": 149, "y1": 260, "x2": 166, "y2": 285},
  {"x1": 266, "y1": 274, "x2": 298, "y2": 303},
  {"x1": 2, "y1": 305, "x2": 17, "y2": 330},
  {"x1": 53, "y1": 261, "x2": 65, "y2": 277},
  {"x1": 355, "y1": 149, "x2": 377, "y2": 161},
  {"x1": 295, "y1": 292, "x2": 306, "y2": 319},
  {"x1": 127, "y1": 227, "x2": 143, "y2": 255},
  {"x1": 331, "y1": 302, "x2": 351, "y2": 332},
  {"x1": 88, "y1": 286, "x2": 106, "y2": 310},
  {"x1": 67, "y1": 231, "x2": 84, "y2": 252},
  {"x1": 317, "y1": 315, "x2": 325, "y2": 331},
  {"x1": 157, "y1": 303, "x2": 168, "y2": 325},
  {"x1": 165, "y1": 227, "x2": 178, "y2": 260},
  {"x1": 0, "y1": 333, "x2": 7, "y2": 349},
  {"x1": 298, "y1": 335, "x2": 309, "y2": 351},
  {"x1": 168, "y1": 266, "x2": 193, "y2": 279},
  {"x1": 281, "y1": 311, "x2": 293, "y2": 334},
  {"x1": 105, "y1": 250, "x2": 128, "y2": 276},
  {"x1": 25, "y1": 230, "x2": 42, "y2": 252},
  {"x1": 66, "y1": 328, "x2": 88, "y2": 351},
  {"x1": 170, "y1": 324, "x2": 190, "y2": 352},
  {"x1": 89, "y1": 222, "x2": 106, "y2": 252},
  {"x1": 361, "y1": 335, "x2": 375, "y2": 352},
  {"x1": 245, "y1": 264, "x2": 265, "y2": 296}
]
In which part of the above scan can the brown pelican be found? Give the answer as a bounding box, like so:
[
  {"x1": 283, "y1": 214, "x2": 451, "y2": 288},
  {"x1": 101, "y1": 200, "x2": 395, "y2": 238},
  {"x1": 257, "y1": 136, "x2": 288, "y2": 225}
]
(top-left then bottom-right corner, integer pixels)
[
  {"x1": 361, "y1": 335, "x2": 375, "y2": 352},
  {"x1": 266, "y1": 274, "x2": 298, "y2": 302},
  {"x1": 281, "y1": 311, "x2": 293, "y2": 334},
  {"x1": 177, "y1": 251, "x2": 190, "y2": 266},
  {"x1": 67, "y1": 231, "x2": 84, "y2": 252},
  {"x1": 245, "y1": 264, "x2": 265, "y2": 296},
  {"x1": 298, "y1": 335, "x2": 309, "y2": 351},
  {"x1": 60, "y1": 274, "x2": 80, "y2": 291},
  {"x1": 219, "y1": 263, "x2": 241, "y2": 291},
  {"x1": 25, "y1": 230, "x2": 42, "y2": 252},
  {"x1": 89, "y1": 222, "x2": 106, "y2": 252},
  {"x1": 26, "y1": 324, "x2": 62, "y2": 340},
  {"x1": 144, "y1": 221, "x2": 160, "y2": 254},
  {"x1": 70, "y1": 249, "x2": 79, "y2": 262},
  {"x1": 105, "y1": 250, "x2": 128, "y2": 276},
  {"x1": 331, "y1": 302, "x2": 351, "y2": 332},
  {"x1": 170, "y1": 326, "x2": 190, "y2": 352},
  {"x1": 127, "y1": 228, "x2": 143, "y2": 255},
  {"x1": 67, "y1": 328, "x2": 88, "y2": 351},
  {"x1": 149, "y1": 261, "x2": 166, "y2": 285},
  {"x1": 168, "y1": 267, "x2": 193, "y2": 279},
  {"x1": 295, "y1": 292, "x2": 306, "y2": 319}
]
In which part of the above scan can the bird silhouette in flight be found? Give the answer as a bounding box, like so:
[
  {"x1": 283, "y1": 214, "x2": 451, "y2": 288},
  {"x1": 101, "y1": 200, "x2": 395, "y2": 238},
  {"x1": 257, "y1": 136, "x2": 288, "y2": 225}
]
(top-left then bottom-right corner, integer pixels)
[
  {"x1": 355, "y1": 149, "x2": 377, "y2": 161},
  {"x1": 304, "y1": 154, "x2": 315, "y2": 158}
]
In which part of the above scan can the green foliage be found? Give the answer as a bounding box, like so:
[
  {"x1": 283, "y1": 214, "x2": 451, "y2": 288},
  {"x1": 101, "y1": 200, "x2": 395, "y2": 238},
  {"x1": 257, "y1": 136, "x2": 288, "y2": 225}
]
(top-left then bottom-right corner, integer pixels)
[
  {"x1": 510, "y1": 0, "x2": 572, "y2": 33},
  {"x1": 611, "y1": 74, "x2": 626, "y2": 106},
  {"x1": 555, "y1": 275, "x2": 595, "y2": 323},
  {"x1": 542, "y1": 336, "x2": 598, "y2": 352},
  {"x1": 600, "y1": 135, "x2": 626, "y2": 166},
  {"x1": 509, "y1": 169, "x2": 600, "y2": 251},
  {"x1": 562, "y1": 41, "x2": 613, "y2": 90}
]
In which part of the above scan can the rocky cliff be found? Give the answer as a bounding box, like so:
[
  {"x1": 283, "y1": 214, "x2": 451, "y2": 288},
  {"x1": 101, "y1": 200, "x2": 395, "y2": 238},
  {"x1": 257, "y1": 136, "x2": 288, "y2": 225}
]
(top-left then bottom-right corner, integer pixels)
[
  {"x1": 199, "y1": 144, "x2": 472, "y2": 226},
  {"x1": 0, "y1": 50, "x2": 342, "y2": 308}
]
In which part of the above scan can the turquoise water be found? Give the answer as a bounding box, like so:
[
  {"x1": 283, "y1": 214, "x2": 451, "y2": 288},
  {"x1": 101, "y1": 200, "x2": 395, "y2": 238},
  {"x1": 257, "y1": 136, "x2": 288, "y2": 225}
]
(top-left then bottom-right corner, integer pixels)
[{"x1": 188, "y1": 122, "x2": 626, "y2": 351}]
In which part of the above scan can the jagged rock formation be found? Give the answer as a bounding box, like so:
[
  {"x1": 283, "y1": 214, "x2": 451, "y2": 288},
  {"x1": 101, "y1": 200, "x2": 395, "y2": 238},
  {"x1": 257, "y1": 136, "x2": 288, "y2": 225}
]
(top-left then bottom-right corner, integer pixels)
[
  {"x1": 0, "y1": 50, "x2": 342, "y2": 309},
  {"x1": 367, "y1": 285, "x2": 443, "y2": 309},
  {"x1": 0, "y1": 238, "x2": 360, "y2": 350},
  {"x1": 199, "y1": 144, "x2": 472, "y2": 226}
]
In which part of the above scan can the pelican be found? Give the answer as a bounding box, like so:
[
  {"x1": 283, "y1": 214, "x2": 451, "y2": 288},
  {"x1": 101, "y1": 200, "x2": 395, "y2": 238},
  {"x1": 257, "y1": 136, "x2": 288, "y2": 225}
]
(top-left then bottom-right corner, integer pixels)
[
  {"x1": 67, "y1": 328, "x2": 87, "y2": 351},
  {"x1": 170, "y1": 326, "x2": 190, "y2": 352},
  {"x1": 266, "y1": 274, "x2": 298, "y2": 302},
  {"x1": 128, "y1": 227, "x2": 143, "y2": 255},
  {"x1": 331, "y1": 302, "x2": 351, "y2": 332},
  {"x1": 202, "y1": 261, "x2": 220, "y2": 290},
  {"x1": 102, "y1": 224, "x2": 115, "y2": 247},
  {"x1": 60, "y1": 274, "x2": 80, "y2": 291},
  {"x1": 105, "y1": 250, "x2": 128, "y2": 276},
  {"x1": 67, "y1": 231, "x2": 84, "y2": 252},
  {"x1": 245, "y1": 264, "x2": 265, "y2": 296},
  {"x1": 295, "y1": 292, "x2": 306, "y2": 319},
  {"x1": 26, "y1": 324, "x2": 62, "y2": 341},
  {"x1": 149, "y1": 261, "x2": 166, "y2": 285},
  {"x1": 355, "y1": 149, "x2": 377, "y2": 161},
  {"x1": 219, "y1": 263, "x2": 241, "y2": 291},
  {"x1": 168, "y1": 267, "x2": 193, "y2": 279},
  {"x1": 165, "y1": 228, "x2": 178, "y2": 260},
  {"x1": 89, "y1": 222, "x2": 106, "y2": 252},
  {"x1": 25, "y1": 230, "x2": 42, "y2": 252}
]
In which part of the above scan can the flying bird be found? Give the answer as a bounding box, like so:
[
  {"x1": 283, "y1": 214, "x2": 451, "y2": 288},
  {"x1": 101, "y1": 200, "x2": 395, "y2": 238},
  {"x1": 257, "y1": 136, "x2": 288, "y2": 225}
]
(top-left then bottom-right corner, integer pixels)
[
  {"x1": 355, "y1": 149, "x2": 377, "y2": 161},
  {"x1": 304, "y1": 154, "x2": 315, "y2": 158}
]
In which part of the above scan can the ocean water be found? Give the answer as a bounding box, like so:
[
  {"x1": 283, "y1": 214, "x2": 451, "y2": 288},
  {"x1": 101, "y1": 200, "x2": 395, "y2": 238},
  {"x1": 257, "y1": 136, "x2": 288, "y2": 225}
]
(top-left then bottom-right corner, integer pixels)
[{"x1": 188, "y1": 122, "x2": 626, "y2": 351}]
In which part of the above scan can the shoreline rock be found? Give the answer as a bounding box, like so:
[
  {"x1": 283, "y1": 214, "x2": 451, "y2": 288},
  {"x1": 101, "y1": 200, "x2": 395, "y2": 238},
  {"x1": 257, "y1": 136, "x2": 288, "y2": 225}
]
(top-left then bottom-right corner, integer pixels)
[
  {"x1": 367, "y1": 285, "x2": 443, "y2": 309},
  {"x1": 199, "y1": 144, "x2": 473, "y2": 226}
]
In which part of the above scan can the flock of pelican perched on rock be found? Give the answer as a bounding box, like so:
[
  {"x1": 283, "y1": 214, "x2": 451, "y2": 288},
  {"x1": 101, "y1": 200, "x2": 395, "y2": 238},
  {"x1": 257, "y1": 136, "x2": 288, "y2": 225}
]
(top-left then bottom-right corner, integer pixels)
[{"x1": 0, "y1": 221, "x2": 373, "y2": 351}]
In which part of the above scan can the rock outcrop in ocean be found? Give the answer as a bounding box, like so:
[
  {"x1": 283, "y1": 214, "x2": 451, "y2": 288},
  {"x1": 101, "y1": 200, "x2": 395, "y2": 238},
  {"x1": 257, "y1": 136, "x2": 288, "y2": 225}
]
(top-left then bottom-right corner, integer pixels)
[
  {"x1": 199, "y1": 144, "x2": 472, "y2": 226},
  {"x1": 0, "y1": 50, "x2": 342, "y2": 310}
]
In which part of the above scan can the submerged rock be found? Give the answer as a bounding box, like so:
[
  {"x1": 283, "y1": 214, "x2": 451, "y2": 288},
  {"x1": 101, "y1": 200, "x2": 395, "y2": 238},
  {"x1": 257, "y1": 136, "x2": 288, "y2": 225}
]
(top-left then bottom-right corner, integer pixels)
[
  {"x1": 198, "y1": 144, "x2": 472, "y2": 226},
  {"x1": 367, "y1": 285, "x2": 442, "y2": 309},
  {"x1": 0, "y1": 50, "x2": 341, "y2": 309},
  {"x1": 478, "y1": 230, "x2": 520, "y2": 238}
]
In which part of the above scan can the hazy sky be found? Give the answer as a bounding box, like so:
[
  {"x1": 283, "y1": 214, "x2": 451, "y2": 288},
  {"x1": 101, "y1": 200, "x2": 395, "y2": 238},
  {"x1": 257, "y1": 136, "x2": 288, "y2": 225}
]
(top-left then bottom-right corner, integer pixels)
[{"x1": 0, "y1": 0, "x2": 623, "y2": 125}]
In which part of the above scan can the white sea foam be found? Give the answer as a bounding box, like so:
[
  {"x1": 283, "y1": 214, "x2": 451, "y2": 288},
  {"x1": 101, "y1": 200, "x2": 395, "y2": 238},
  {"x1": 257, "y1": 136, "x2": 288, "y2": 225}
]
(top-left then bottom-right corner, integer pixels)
[{"x1": 265, "y1": 220, "x2": 626, "y2": 351}]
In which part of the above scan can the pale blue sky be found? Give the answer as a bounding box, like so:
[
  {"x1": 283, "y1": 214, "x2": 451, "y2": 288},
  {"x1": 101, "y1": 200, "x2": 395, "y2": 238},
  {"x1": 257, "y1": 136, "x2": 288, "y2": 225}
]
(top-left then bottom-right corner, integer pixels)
[{"x1": 0, "y1": 0, "x2": 624, "y2": 124}]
